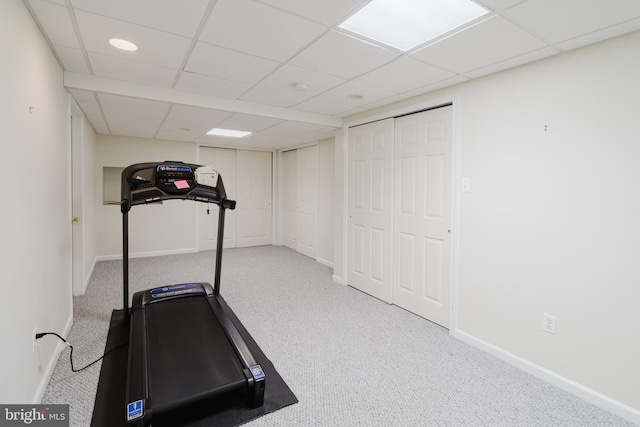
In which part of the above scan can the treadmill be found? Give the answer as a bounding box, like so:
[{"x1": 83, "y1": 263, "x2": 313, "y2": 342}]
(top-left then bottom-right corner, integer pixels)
[{"x1": 120, "y1": 161, "x2": 265, "y2": 426}]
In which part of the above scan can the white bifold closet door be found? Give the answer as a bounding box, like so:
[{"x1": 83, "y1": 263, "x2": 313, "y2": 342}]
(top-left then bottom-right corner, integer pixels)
[
  {"x1": 236, "y1": 150, "x2": 272, "y2": 248},
  {"x1": 198, "y1": 147, "x2": 272, "y2": 250},
  {"x1": 347, "y1": 118, "x2": 394, "y2": 304},
  {"x1": 347, "y1": 106, "x2": 452, "y2": 327},
  {"x1": 282, "y1": 145, "x2": 318, "y2": 259},
  {"x1": 393, "y1": 106, "x2": 452, "y2": 328}
]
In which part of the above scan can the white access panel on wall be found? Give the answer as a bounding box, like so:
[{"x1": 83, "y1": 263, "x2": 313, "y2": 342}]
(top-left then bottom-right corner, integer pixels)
[
  {"x1": 393, "y1": 106, "x2": 452, "y2": 328},
  {"x1": 347, "y1": 118, "x2": 394, "y2": 303},
  {"x1": 236, "y1": 150, "x2": 272, "y2": 247},
  {"x1": 199, "y1": 147, "x2": 237, "y2": 250}
]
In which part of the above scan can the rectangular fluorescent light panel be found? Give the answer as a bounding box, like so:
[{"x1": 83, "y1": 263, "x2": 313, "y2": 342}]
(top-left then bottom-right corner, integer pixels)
[
  {"x1": 206, "y1": 128, "x2": 252, "y2": 138},
  {"x1": 339, "y1": 0, "x2": 489, "y2": 51}
]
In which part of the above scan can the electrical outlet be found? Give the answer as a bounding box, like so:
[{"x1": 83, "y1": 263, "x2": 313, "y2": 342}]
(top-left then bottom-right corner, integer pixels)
[
  {"x1": 32, "y1": 327, "x2": 38, "y2": 353},
  {"x1": 543, "y1": 314, "x2": 556, "y2": 334}
]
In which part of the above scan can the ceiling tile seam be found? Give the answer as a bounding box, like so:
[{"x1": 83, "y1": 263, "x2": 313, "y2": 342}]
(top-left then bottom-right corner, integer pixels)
[
  {"x1": 153, "y1": 103, "x2": 177, "y2": 141},
  {"x1": 556, "y1": 16, "x2": 640, "y2": 49},
  {"x1": 23, "y1": 0, "x2": 64, "y2": 68},
  {"x1": 458, "y1": 46, "x2": 558, "y2": 79},
  {"x1": 252, "y1": 0, "x2": 364, "y2": 28},
  {"x1": 493, "y1": 9, "x2": 565, "y2": 53},
  {"x1": 235, "y1": 25, "x2": 336, "y2": 100},
  {"x1": 66, "y1": 4, "x2": 95, "y2": 74},
  {"x1": 66, "y1": 4, "x2": 202, "y2": 40},
  {"x1": 171, "y1": 0, "x2": 219, "y2": 89},
  {"x1": 283, "y1": 52, "x2": 407, "y2": 111}
]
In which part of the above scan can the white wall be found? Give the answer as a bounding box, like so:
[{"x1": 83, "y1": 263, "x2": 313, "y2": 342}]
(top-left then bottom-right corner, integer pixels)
[
  {"x1": 0, "y1": 0, "x2": 73, "y2": 403},
  {"x1": 95, "y1": 135, "x2": 197, "y2": 258},
  {"x1": 340, "y1": 30, "x2": 640, "y2": 421},
  {"x1": 317, "y1": 138, "x2": 335, "y2": 266}
]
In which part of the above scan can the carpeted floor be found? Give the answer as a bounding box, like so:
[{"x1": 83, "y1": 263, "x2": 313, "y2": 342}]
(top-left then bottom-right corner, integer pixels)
[{"x1": 42, "y1": 245, "x2": 634, "y2": 426}]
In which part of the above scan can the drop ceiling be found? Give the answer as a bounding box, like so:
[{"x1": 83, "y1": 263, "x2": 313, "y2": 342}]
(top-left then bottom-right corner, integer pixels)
[{"x1": 26, "y1": 0, "x2": 640, "y2": 150}]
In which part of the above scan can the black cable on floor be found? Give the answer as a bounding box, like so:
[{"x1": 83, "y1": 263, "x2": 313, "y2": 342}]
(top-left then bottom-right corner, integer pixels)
[{"x1": 35, "y1": 332, "x2": 127, "y2": 373}]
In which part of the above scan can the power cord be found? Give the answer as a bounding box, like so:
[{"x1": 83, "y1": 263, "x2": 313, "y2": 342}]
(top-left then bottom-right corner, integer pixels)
[{"x1": 35, "y1": 332, "x2": 127, "y2": 373}]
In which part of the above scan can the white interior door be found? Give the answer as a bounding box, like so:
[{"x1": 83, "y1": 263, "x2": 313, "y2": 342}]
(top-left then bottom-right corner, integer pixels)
[
  {"x1": 199, "y1": 147, "x2": 237, "y2": 250},
  {"x1": 393, "y1": 106, "x2": 452, "y2": 327},
  {"x1": 296, "y1": 145, "x2": 318, "y2": 258},
  {"x1": 347, "y1": 118, "x2": 394, "y2": 303},
  {"x1": 236, "y1": 150, "x2": 272, "y2": 247},
  {"x1": 70, "y1": 112, "x2": 84, "y2": 296},
  {"x1": 282, "y1": 149, "x2": 297, "y2": 250}
]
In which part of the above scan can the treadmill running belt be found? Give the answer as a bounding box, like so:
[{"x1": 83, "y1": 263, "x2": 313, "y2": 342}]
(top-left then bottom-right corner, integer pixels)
[{"x1": 145, "y1": 297, "x2": 247, "y2": 413}]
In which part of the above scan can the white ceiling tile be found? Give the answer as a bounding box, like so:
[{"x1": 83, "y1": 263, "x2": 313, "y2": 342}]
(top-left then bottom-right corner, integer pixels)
[
  {"x1": 246, "y1": 121, "x2": 326, "y2": 145},
  {"x1": 317, "y1": 81, "x2": 398, "y2": 108},
  {"x1": 98, "y1": 94, "x2": 171, "y2": 138},
  {"x1": 240, "y1": 86, "x2": 309, "y2": 108},
  {"x1": 463, "y1": 46, "x2": 557, "y2": 79},
  {"x1": 290, "y1": 30, "x2": 399, "y2": 79},
  {"x1": 411, "y1": 16, "x2": 546, "y2": 74},
  {"x1": 295, "y1": 97, "x2": 348, "y2": 116},
  {"x1": 504, "y1": 0, "x2": 640, "y2": 44},
  {"x1": 185, "y1": 42, "x2": 280, "y2": 85},
  {"x1": 29, "y1": 0, "x2": 80, "y2": 48},
  {"x1": 475, "y1": 0, "x2": 522, "y2": 12},
  {"x1": 69, "y1": 0, "x2": 210, "y2": 37},
  {"x1": 200, "y1": 0, "x2": 327, "y2": 62},
  {"x1": 88, "y1": 52, "x2": 178, "y2": 87},
  {"x1": 404, "y1": 75, "x2": 470, "y2": 97},
  {"x1": 161, "y1": 105, "x2": 233, "y2": 134},
  {"x1": 54, "y1": 45, "x2": 89, "y2": 73},
  {"x1": 258, "y1": 0, "x2": 368, "y2": 26},
  {"x1": 257, "y1": 65, "x2": 346, "y2": 97},
  {"x1": 155, "y1": 130, "x2": 198, "y2": 142},
  {"x1": 355, "y1": 57, "x2": 456, "y2": 94},
  {"x1": 217, "y1": 113, "x2": 283, "y2": 133},
  {"x1": 75, "y1": 11, "x2": 191, "y2": 69},
  {"x1": 175, "y1": 72, "x2": 251, "y2": 99}
]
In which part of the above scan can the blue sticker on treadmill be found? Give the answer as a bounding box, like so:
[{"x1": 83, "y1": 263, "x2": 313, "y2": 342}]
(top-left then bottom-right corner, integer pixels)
[
  {"x1": 127, "y1": 400, "x2": 143, "y2": 421},
  {"x1": 151, "y1": 283, "x2": 197, "y2": 293},
  {"x1": 250, "y1": 365, "x2": 265, "y2": 380}
]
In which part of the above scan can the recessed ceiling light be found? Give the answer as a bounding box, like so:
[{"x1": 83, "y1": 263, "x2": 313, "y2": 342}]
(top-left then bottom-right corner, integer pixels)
[
  {"x1": 109, "y1": 38, "x2": 138, "y2": 51},
  {"x1": 339, "y1": 0, "x2": 489, "y2": 51},
  {"x1": 292, "y1": 82, "x2": 309, "y2": 92},
  {"x1": 206, "y1": 128, "x2": 252, "y2": 138}
]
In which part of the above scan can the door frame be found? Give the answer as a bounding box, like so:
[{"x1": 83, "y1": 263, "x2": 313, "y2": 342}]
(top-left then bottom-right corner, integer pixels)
[{"x1": 342, "y1": 94, "x2": 461, "y2": 331}]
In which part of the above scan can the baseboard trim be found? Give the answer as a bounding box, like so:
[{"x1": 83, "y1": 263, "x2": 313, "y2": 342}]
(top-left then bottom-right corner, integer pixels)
[
  {"x1": 96, "y1": 248, "x2": 198, "y2": 262},
  {"x1": 451, "y1": 328, "x2": 640, "y2": 425},
  {"x1": 32, "y1": 315, "x2": 73, "y2": 404},
  {"x1": 332, "y1": 274, "x2": 344, "y2": 285},
  {"x1": 316, "y1": 257, "x2": 334, "y2": 269}
]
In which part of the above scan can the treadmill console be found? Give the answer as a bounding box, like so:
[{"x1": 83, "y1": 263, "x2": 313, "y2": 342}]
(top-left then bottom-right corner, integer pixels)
[
  {"x1": 155, "y1": 164, "x2": 195, "y2": 195},
  {"x1": 122, "y1": 161, "x2": 234, "y2": 209}
]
